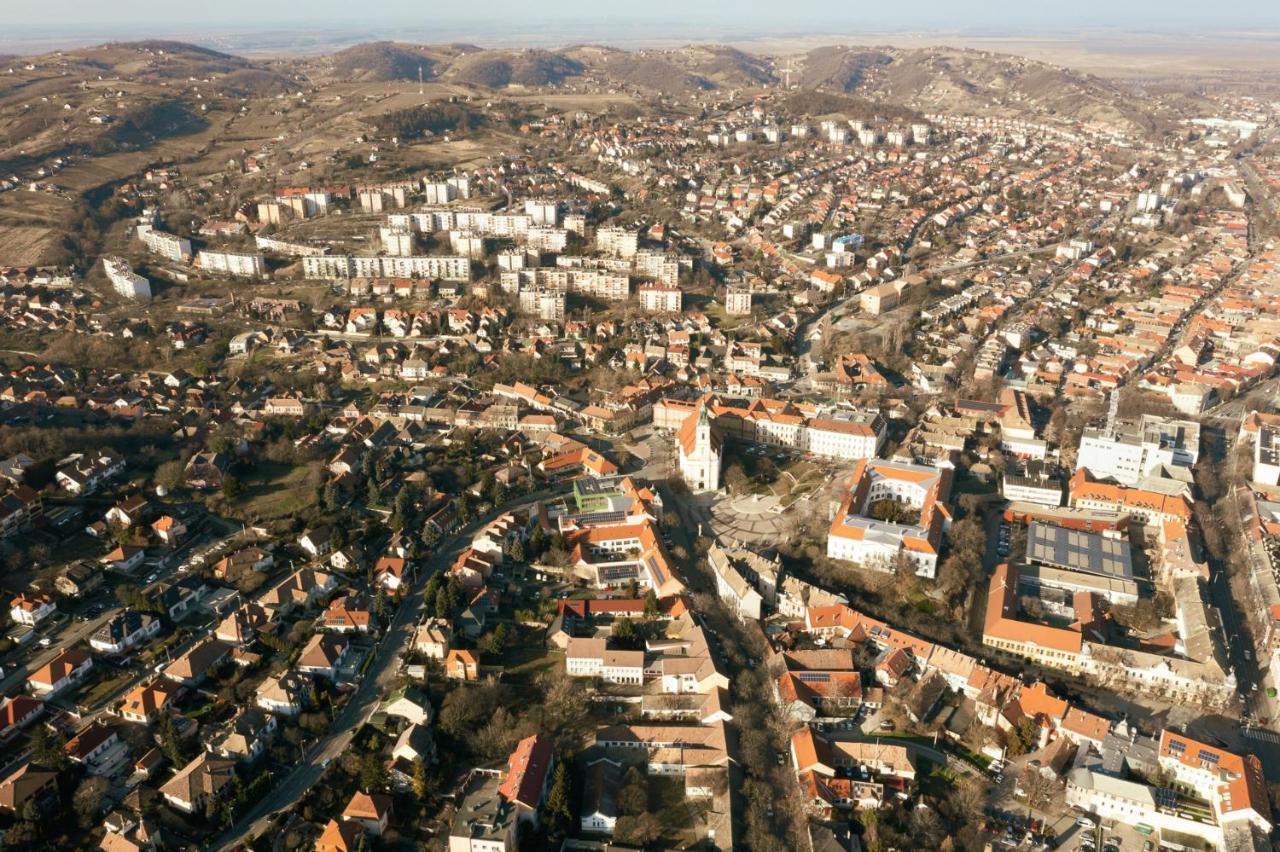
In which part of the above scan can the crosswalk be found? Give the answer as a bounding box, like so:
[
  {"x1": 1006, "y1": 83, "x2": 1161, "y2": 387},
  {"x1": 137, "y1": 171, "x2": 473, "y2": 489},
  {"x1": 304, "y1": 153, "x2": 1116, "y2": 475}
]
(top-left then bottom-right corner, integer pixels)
[{"x1": 1243, "y1": 727, "x2": 1280, "y2": 744}]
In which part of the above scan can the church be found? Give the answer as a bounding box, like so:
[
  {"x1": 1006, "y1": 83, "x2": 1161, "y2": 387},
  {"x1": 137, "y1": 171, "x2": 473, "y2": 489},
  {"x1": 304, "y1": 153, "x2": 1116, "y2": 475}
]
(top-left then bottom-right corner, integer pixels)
[{"x1": 677, "y1": 403, "x2": 722, "y2": 492}]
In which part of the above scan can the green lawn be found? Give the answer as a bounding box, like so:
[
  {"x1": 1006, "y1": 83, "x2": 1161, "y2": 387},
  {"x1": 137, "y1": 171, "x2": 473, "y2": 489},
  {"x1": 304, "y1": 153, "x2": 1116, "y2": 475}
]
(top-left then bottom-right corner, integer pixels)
[
  {"x1": 230, "y1": 461, "x2": 320, "y2": 520},
  {"x1": 77, "y1": 668, "x2": 136, "y2": 709}
]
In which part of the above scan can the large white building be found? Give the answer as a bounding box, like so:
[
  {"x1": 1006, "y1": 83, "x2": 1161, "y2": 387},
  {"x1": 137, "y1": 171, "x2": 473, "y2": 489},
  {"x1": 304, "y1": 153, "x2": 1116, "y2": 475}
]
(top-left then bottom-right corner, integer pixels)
[
  {"x1": 197, "y1": 250, "x2": 267, "y2": 278},
  {"x1": 136, "y1": 224, "x2": 191, "y2": 262},
  {"x1": 103, "y1": 257, "x2": 151, "y2": 299},
  {"x1": 678, "y1": 405, "x2": 722, "y2": 493},
  {"x1": 596, "y1": 226, "x2": 638, "y2": 259},
  {"x1": 1077, "y1": 415, "x2": 1200, "y2": 485},
  {"x1": 638, "y1": 283, "x2": 683, "y2": 313},
  {"x1": 827, "y1": 459, "x2": 952, "y2": 578},
  {"x1": 301, "y1": 254, "x2": 471, "y2": 282}
]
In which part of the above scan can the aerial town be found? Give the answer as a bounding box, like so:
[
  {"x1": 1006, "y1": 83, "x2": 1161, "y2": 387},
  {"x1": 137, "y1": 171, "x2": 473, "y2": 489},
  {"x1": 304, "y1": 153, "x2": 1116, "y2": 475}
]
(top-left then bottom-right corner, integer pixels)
[{"x1": 0, "y1": 10, "x2": 1279, "y2": 852}]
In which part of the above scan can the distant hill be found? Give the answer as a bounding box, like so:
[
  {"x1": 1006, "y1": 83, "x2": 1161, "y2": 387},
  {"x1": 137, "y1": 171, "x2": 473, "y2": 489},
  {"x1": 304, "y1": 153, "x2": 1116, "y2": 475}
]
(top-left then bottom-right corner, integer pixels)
[
  {"x1": 330, "y1": 42, "x2": 437, "y2": 82},
  {"x1": 794, "y1": 45, "x2": 1202, "y2": 136},
  {"x1": 444, "y1": 49, "x2": 584, "y2": 88}
]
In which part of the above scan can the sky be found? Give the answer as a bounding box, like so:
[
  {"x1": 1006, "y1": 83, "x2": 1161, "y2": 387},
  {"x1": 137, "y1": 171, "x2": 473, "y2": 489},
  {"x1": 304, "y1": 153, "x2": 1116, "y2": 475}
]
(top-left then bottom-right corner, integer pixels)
[{"x1": 8, "y1": 0, "x2": 1280, "y2": 35}]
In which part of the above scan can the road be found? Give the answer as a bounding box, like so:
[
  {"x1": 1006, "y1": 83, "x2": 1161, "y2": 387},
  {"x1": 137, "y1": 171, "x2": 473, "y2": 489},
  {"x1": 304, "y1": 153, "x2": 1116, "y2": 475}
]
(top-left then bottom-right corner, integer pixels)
[{"x1": 212, "y1": 488, "x2": 565, "y2": 852}]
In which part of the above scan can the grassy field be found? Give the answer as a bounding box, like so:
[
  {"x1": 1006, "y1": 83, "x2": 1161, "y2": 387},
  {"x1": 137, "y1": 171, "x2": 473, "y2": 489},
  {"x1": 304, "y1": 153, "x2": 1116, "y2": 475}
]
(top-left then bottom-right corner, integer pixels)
[{"x1": 230, "y1": 460, "x2": 321, "y2": 521}]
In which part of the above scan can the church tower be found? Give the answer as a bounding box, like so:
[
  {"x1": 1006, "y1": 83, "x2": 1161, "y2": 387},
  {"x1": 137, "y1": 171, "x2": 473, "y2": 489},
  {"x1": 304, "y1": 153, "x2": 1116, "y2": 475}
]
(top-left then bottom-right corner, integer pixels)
[{"x1": 678, "y1": 401, "x2": 722, "y2": 492}]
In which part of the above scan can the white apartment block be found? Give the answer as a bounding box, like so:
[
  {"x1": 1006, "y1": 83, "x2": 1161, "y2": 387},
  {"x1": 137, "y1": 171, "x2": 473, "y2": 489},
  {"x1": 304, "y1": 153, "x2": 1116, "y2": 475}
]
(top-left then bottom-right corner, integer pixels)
[
  {"x1": 198, "y1": 250, "x2": 266, "y2": 278},
  {"x1": 423, "y1": 182, "x2": 456, "y2": 205},
  {"x1": 518, "y1": 287, "x2": 565, "y2": 322},
  {"x1": 1077, "y1": 415, "x2": 1200, "y2": 485},
  {"x1": 725, "y1": 287, "x2": 753, "y2": 316},
  {"x1": 302, "y1": 255, "x2": 471, "y2": 282},
  {"x1": 103, "y1": 257, "x2": 151, "y2": 299},
  {"x1": 638, "y1": 283, "x2": 682, "y2": 313},
  {"x1": 524, "y1": 199, "x2": 559, "y2": 226},
  {"x1": 380, "y1": 227, "x2": 416, "y2": 257},
  {"x1": 136, "y1": 224, "x2": 191, "y2": 261},
  {"x1": 596, "y1": 227, "x2": 638, "y2": 259},
  {"x1": 526, "y1": 226, "x2": 568, "y2": 253}
]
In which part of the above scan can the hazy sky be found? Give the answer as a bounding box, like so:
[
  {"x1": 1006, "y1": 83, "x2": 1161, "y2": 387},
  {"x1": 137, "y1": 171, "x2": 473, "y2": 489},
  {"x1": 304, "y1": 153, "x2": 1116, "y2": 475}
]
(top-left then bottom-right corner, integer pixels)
[{"x1": 8, "y1": 0, "x2": 1280, "y2": 34}]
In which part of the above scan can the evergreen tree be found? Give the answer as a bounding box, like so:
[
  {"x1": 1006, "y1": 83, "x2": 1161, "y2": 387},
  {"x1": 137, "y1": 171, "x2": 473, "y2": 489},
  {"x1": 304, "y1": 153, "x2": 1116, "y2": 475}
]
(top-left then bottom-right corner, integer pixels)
[
  {"x1": 643, "y1": 589, "x2": 660, "y2": 618},
  {"x1": 412, "y1": 757, "x2": 430, "y2": 800},
  {"x1": 547, "y1": 762, "x2": 572, "y2": 823}
]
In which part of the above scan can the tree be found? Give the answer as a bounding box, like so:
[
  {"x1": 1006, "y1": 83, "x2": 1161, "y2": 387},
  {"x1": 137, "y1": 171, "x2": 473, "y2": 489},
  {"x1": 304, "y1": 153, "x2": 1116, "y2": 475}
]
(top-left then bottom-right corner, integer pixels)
[
  {"x1": 643, "y1": 589, "x2": 660, "y2": 618},
  {"x1": 154, "y1": 459, "x2": 185, "y2": 492},
  {"x1": 74, "y1": 776, "x2": 110, "y2": 826},
  {"x1": 547, "y1": 762, "x2": 572, "y2": 824},
  {"x1": 29, "y1": 725, "x2": 68, "y2": 770},
  {"x1": 481, "y1": 624, "x2": 510, "y2": 656},
  {"x1": 611, "y1": 617, "x2": 638, "y2": 647},
  {"x1": 221, "y1": 475, "x2": 245, "y2": 500},
  {"x1": 158, "y1": 714, "x2": 187, "y2": 767},
  {"x1": 434, "y1": 588, "x2": 451, "y2": 619},
  {"x1": 614, "y1": 813, "x2": 664, "y2": 846},
  {"x1": 506, "y1": 536, "x2": 525, "y2": 564},
  {"x1": 361, "y1": 752, "x2": 387, "y2": 793},
  {"x1": 412, "y1": 757, "x2": 430, "y2": 800},
  {"x1": 617, "y1": 766, "x2": 648, "y2": 816},
  {"x1": 390, "y1": 487, "x2": 412, "y2": 531}
]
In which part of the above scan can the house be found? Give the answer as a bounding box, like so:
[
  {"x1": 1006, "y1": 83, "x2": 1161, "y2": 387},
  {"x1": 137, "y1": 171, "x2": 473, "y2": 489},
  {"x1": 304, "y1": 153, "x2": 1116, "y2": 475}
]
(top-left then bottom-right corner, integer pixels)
[
  {"x1": 90, "y1": 610, "x2": 161, "y2": 655},
  {"x1": 150, "y1": 515, "x2": 187, "y2": 545},
  {"x1": 322, "y1": 591, "x2": 373, "y2": 633},
  {"x1": 9, "y1": 593, "x2": 56, "y2": 627},
  {"x1": 204, "y1": 709, "x2": 277, "y2": 763},
  {"x1": 579, "y1": 757, "x2": 622, "y2": 834},
  {"x1": 64, "y1": 722, "x2": 124, "y2": 775},
  {"x1": 0, "y1": 763, "x2": 58, "y2": 813},
  {"x1": 445, "y1": 649, "x2": 480, "y2": 681},
  {"x1": 374, "y1": 555, "x2": 410, "y2": 593},
  {"x1": 102, "y1": 545, "x2": 146, "y2": 574},
  {"x1": 184, "y1": 451, "x2": 230, "y2": 491},
  {"x1": 316, "y1": 818, "x2": 364, "y2": 852},
  {"x1": 28, "y1": 647, "x2": 94, "y2": 695},
  {"x1": 162, "y1": 638, "x2": 230, "y2": 687},
  {"x1": 118, "y1": 680, "x2": 174, "y2": 724},
  {"x1": 0, "y1": 695, "x2": 44, "y2": 739},
  {"x1": 342, "y1": 791, "x2": 392, "y2": 837},
  {"x1": 256, "y1": 670, "x2": 308, "y2": 716},
  {"x1": 106, "y1": 494, "x2": 153, "y2": 528},
  {"x1": 297, "y1": 633, "x2": 350, "y2": 680},
  {"x1": 212, "y1": 546, "x2": 273, "y2": 580},
  {"x1": 160, "y1": 753, "x2": 236, "y2": 814},
  {"x1": 157, "y1": 576, "x2": 207, "y2": 620},
  {"x1": 298, "y1": 526, "x2": 334, "y2": 557},
  {"x1": 498, "y1": 734, "x2": 555, "y2": 826},
  {"x1": 382, "y1": 686, "x2": 433, "y2": 727},
  {"x1": 392, "y1": 722, "x2": 436, "y2": 767},
  {"x1": 56, "y1": 561, "x2": 103, "y2": 598},
  {"x1": 215, "y1": 604, "x2": 275, "y2": 646},
  {"x1": 414, "y1": 618, "x2": 452, "y2": 658}
]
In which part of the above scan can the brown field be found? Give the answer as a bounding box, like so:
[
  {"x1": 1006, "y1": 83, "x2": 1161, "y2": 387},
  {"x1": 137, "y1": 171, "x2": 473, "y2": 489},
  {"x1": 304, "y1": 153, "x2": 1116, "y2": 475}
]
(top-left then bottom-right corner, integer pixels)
[{"x1": 0, "y1": 224, "x2": 60, "y2": 265}]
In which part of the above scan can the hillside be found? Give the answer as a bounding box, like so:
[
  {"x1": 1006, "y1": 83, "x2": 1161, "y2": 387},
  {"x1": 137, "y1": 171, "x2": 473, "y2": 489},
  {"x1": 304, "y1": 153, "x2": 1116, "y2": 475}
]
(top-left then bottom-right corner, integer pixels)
[
  {"x1": 329, "y1": 42, "x2": 437, "y2": 82},
  {"x1": 443, "y1": 49, "x2": 585, "y2": 88},
  {"x1": 796, "y1": 45, "x2": 1201, "y2": 136}
]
